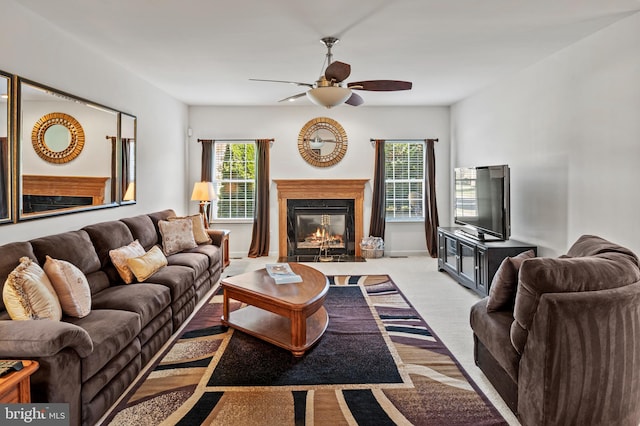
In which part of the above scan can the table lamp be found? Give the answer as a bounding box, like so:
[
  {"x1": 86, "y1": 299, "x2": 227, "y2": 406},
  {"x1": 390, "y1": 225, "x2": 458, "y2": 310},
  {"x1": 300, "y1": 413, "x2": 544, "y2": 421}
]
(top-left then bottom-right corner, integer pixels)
[{"x1": 191, "y1": 181, "x2": 216, "y2": 228}]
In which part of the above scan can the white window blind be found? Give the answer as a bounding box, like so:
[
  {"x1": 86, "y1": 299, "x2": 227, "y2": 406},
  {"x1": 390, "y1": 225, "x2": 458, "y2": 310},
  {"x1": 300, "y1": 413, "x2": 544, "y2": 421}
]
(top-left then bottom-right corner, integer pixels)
[
  {"x1": 384, "y1": 141, "x2": 425, "y2": 220},
  {"x1": 213, "y1": 142, "x2": 256, "y2": 219}
]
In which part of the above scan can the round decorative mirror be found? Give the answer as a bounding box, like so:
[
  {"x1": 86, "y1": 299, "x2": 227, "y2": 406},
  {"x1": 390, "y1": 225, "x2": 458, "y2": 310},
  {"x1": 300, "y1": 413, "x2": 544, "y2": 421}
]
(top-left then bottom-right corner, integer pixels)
[
  {"x1": 297, "y1": 117, "x2": 348, "y2": 167},
  {"x1": 32, "y1": 112, "x2": 85, "y2": 163}
]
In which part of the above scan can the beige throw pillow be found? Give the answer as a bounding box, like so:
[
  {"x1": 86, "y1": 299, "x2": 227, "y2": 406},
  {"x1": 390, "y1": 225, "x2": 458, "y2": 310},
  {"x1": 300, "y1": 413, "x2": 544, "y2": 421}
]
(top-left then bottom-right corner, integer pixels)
[
  {"x1": 159, "y1": 219, "x2": 197, "y2": 255},
  {"x1": 169, "y1": 214, "x2": 211, "y2": 244},
  {"x1": 109, "y1": 240, "x2": 146, "y2": 284},
  {"x1": 486, "y1": 249, "x2": 535, "y2": 312},
  {"x1": 44, "y1": 256, "x2": 92, "y2": 318},
  {"x1": 126, "y1": 246, "x2": 168, "y2": 282},
  {"x1": 2, "y1": 257, "x2": 62, "y2": 321}
]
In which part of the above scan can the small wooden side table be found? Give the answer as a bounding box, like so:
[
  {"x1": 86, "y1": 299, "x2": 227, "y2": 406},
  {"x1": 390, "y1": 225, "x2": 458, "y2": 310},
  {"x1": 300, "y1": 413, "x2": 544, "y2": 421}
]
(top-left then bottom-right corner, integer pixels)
[
  {"x1": 0, "y1": 360, "x2": 39, "y2": 403},
  {"x1": 219, "y1": 229, "x2": 230, "y2": 270}
]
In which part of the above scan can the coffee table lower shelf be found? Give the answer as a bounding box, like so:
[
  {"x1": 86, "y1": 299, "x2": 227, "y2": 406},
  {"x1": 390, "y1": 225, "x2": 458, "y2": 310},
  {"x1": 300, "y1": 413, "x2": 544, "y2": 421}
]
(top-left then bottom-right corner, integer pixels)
[{"x1": 223, "y1": 305, "x2": 329, "y2": 356}]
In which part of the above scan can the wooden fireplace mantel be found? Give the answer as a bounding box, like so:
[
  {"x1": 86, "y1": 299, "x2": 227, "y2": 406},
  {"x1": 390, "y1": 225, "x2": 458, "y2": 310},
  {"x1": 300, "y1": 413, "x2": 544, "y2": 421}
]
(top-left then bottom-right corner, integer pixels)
[
  {"x1": 273, "y1": 179, "x2": 369, "y2": 257},
  {"x1": 22, "y1": 175, "x2": 109, "y2": 205}
]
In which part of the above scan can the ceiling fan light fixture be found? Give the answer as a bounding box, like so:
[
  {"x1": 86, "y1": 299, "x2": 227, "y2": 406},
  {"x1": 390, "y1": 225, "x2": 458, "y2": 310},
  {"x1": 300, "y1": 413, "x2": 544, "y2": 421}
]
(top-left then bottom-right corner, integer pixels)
[{"x1": 306, "y1": 86, "x2": 352, "y2": 108}]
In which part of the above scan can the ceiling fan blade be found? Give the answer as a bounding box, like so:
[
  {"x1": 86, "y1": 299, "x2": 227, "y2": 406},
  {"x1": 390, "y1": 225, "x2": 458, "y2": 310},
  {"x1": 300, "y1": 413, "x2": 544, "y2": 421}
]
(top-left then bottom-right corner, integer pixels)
[
  {"x1": 347, "y1": 80, "x2": 412, "y2": 91},
  {"x1": 324, "y1": 61, "x2": 351, "y2": 83},
  {"x1": 345, "y1": 92, "x2": 364, "y2": 106},
  {"x1": 250, "y1": 78, "x2": 314, "y2": 88},
  {"x1": 278, "y1": 92, "x2": 308, "y2": 103}
]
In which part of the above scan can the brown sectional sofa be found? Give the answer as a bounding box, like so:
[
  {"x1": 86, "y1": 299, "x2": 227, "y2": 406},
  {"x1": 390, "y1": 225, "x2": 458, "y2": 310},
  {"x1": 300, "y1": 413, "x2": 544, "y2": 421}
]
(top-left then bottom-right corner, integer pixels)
[
  {"x1": 0, "y1": 209, "x2": 225, "y2": 426},
  {"x1": 470, "y1": 235, "x2": 640, "y2": 425}
]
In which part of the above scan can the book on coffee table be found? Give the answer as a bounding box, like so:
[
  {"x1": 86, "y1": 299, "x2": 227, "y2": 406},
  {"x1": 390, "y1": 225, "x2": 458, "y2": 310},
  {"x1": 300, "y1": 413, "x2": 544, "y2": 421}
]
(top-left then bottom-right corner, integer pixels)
[{"x1": 265, "y1": 263, "x2": 303, "y2": 284}]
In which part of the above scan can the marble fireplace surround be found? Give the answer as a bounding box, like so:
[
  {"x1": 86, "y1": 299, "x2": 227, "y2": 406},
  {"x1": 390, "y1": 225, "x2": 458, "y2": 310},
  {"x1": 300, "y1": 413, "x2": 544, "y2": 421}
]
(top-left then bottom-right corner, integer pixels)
[{"x1": 274, "y1": 179, "x2": 368, "y2": 258}]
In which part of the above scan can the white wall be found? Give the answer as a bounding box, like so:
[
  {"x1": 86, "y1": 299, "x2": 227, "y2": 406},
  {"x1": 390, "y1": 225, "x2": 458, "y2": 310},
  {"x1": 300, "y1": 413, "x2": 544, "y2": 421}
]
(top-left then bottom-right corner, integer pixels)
[
  {"x1": 188, "y1": 106, "x2": 450, "y2": 258},
  {"x1": 0, "y1": 0, "x2": 189, "y2": 244},
  {"x1": 451, "y1": 12, "x2": 640, "y2": 256}
]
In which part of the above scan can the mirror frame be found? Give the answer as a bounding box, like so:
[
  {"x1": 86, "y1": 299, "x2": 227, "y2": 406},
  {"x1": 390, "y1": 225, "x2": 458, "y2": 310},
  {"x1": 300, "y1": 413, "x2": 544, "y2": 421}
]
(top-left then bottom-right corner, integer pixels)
[
  {"x1": 0, "y1": 70, "x2": 13, "y2": 225},
  {"x1": 297, "y1": 116, "x2": 348, "y2": 167},
  {"x1": 119, "y1": 113, "x2": 137, "y2": 205},
  {"x1": 32, "y1": 112, "x2": 85, "y2": 164},
  {"x1": 16, "y1": 77, "x2": 122, "y2": 221}
]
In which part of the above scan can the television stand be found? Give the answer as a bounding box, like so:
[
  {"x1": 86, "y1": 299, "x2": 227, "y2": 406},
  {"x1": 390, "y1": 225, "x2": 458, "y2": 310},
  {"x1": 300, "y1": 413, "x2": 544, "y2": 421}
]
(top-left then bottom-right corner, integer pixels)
[
  {"x1": 453, "y1": 229, "x2": 502, "y2": 242},
  {"x1": 438, "y1": 227, "x2": 537, "y2": 297}
]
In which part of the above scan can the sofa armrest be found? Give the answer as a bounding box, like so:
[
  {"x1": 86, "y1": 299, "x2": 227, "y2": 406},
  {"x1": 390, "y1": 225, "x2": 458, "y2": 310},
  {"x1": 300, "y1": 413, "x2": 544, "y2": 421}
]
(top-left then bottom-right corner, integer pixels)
[
  {"x1": 0, "y1": 320, "x2": 93, "y2": 358},
  {"x1": 518, "y1": 283, "x2": 640, "y2": 426},
  {"x1": 207, "y1": 229, "x2": 227, "y2": 247}
]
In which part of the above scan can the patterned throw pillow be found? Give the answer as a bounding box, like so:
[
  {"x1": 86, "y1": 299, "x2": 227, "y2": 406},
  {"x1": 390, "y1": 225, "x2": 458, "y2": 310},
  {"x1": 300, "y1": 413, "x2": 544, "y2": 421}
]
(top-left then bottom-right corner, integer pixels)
[
  {"x1": 109, "y1": 240, "x2": 146, "y2": 284},
  {"x1": 2, "y1": 257, "x2": 62, "y2": 321},
  {"x1": 126, "y1": 246, "x2": 168, "y2": 282},
  {"x1": 158, "y1": 219, "x2": 197, "y2": 255},
  {"x1": 169, "y1": 214, "x2": 211, "y2": 244},
  {"x1": 44, "y1": 256, "x2": 92, "y2": 318},
  {"x1": 486, "y1": 249, "x2": 535, "y2": 312}
]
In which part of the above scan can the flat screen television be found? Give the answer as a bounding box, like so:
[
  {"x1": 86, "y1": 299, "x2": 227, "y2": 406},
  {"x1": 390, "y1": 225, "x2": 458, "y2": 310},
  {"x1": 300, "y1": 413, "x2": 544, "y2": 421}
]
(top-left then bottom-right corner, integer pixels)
[{"x1": 454, "y1": 165, "x2": 510, "y2": 241}]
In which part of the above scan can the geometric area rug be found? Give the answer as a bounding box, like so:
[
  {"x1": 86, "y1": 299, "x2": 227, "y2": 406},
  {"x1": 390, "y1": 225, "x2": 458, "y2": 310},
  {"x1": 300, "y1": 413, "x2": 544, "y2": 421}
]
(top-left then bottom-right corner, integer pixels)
[{"x1": 105, "y1": 275, "x2": 507, "y2": 425}]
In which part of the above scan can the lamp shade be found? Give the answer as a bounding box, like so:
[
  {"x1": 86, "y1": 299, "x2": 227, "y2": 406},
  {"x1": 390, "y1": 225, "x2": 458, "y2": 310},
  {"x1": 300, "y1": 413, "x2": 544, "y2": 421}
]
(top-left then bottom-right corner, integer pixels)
[
  {"x1": 191, "y1": 181, "x2": 216, "y2": 201},
  {"x1": 306, "y1": 86, "x2": 352, "y2": 108}
]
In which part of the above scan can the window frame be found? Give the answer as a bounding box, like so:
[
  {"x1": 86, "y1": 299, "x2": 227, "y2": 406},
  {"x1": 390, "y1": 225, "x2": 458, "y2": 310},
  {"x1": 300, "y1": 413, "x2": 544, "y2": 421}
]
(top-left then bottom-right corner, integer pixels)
[
  {"x1": 384, "y1": 141, "x2": 426, "y2": 223},
  {"x1": 212, "y1": 141, "x2": 256, "y2": 222}
]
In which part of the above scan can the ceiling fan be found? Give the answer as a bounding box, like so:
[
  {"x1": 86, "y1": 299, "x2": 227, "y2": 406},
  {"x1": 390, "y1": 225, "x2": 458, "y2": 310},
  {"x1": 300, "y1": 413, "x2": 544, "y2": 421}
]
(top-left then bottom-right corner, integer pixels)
[{"x1": 250, "y1": 37, "x2": 412, "y2": 108}]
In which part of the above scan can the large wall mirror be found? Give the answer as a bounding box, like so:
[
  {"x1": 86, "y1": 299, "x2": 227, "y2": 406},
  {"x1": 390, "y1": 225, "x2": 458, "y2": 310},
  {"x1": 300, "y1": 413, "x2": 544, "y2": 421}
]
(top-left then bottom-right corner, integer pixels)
[
  {"x1": 120, "y1": 113, "x2": 136, "y2": 204},
  {"x1": 18, "y1": 79, "x2": 119, "y2": 219},
  {"x1": 0, "y1": 71, "x2": 11, "y2": 224}
]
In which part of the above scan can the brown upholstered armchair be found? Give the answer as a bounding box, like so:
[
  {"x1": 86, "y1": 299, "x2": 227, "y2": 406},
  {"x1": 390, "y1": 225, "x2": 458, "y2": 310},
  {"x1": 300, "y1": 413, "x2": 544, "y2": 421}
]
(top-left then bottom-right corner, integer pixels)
[{"x1": 470, "y1": 235, "x2": 640, "y2": 426}]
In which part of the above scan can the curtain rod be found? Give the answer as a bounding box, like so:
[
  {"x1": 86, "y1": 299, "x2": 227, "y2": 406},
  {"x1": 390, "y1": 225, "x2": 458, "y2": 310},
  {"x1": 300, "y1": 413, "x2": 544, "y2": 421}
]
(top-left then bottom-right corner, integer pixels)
[
  {"x1": 369, "y1": 138, "x2": 438, "y2": 142},
  {"x1": 197, "y1": 138, "x2": 275, "y2": 142}
]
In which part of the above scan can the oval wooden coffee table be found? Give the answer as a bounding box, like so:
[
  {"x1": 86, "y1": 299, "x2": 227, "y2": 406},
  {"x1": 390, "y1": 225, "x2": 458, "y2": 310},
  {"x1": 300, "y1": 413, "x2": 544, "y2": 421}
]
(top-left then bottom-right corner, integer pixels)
[{"x1": 221, "y1": 263, "x2": 329, "y2": 357}]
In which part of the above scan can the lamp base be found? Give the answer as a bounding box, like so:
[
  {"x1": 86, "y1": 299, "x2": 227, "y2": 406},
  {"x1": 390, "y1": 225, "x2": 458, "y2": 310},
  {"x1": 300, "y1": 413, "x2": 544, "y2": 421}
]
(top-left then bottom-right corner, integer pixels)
[{"x1": 199, "y1": 201, "x2": 211, "y2": 229}]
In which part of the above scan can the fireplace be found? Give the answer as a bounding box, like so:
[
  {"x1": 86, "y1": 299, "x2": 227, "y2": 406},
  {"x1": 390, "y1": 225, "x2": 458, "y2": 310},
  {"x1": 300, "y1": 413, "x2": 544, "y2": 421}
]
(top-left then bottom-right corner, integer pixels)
[
  {"x1": 274, "y1": 179, "x2": 368, "y2": 260},
  {"x1": 287, "y1": 199, "x2": 355, "y2": 258}
]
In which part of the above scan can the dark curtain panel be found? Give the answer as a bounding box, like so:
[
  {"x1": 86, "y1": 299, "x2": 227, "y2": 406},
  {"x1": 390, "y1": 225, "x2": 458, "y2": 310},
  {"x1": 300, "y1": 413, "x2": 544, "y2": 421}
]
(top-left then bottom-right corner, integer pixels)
[
  {"x1": 368, "y1": 139, "x2": 386, "y2": 238},
  {"x1": 248, "y1": 139, "x2": 271, "y2": 258},
  {"x1": 424, "y1": 139, "x2": 440, "y2": 257},
  {"x1": 121, "y1": 138, "x2": 131, "y2": 197},
  {"x1": 0, "y1": 137, "x2": 7, "y2": 218},
  {"x1": 200, "y1": 139, "x2": 214, "y2": 182}
]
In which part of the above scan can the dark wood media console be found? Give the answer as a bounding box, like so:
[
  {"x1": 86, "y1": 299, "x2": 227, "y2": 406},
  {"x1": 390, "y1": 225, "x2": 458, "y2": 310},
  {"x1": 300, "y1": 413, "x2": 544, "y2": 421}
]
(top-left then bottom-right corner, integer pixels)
[{"x1": 437, "y1": 227, "x2": 537, "y2": 297}]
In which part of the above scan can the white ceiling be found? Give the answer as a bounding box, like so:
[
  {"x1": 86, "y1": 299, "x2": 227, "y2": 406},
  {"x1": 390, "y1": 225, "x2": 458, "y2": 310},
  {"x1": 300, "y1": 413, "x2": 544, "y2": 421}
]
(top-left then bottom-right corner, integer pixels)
[{"x1": 16, "y1": 0, "x2": 640, "y2": 107}]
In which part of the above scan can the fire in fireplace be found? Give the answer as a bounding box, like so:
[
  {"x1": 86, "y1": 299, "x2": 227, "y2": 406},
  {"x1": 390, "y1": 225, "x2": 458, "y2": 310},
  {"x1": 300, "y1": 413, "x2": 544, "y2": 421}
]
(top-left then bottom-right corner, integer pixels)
[{"x1": 287, "y1": 199, "x2": 355, "y2": 259}]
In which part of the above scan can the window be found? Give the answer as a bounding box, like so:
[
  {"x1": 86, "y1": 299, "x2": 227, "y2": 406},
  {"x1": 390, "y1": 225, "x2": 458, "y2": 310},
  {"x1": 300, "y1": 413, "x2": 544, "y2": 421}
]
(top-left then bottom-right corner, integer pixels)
[
  {"x1": 213, "y1": 142, "x2": 255, "y2": 220},
  {"x1": 384, "y1": 141, "x2": 425, "y2": 221}
]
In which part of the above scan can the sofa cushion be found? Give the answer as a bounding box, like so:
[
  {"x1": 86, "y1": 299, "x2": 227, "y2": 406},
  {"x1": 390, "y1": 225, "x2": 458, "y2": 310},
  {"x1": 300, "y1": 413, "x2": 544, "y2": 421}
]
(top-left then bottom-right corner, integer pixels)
[
  {"x1": 83, "y1": 221, "x2": 136, "y2": 284},
  {"x1": 65, "y1": 309, "x2": 141, "y2": 382},
  {"x1": 91, "y1": 283, "x2": 171, "y2": 328},
  {"x1": 109, "y1": 240, "x2": 146, "y2": 284},
  {"x1": 127, "y1": 246, "x2": 168, "y2": 282},
  {"x1": 166, "y1": 251, "x2": 209, "y2": 277},
  {"x1": 147, "y1": 209, "x2": 177, "y2": 245},
  {"x1": 3, "y1": 257, "x2": 62, "y2": 321},
  {"x1": 30, "y1": 231, "x2": 102, "y2": 276},
  {"x1": 44, "y1": 256, "x2": 92, "y2": 318},
  {"x1": 486, "y1": 249, "x2": 535, "y2": 312},
  {"x1": 183, "y1": 244, "x2": 222, "y2": 270},
  {"x1": 158, "y1": 219, "x2": 197, "y2": 255},
  {"x1": 470, "y1": 297, "x2": 520, "y2": 383},
  {"x1": 511, "y1": 238, "x2": 640, "y2": 354},
  {"x1": 0, "y1": 242, "x2": 37, "y2": 312},
  {"x1": 145, "y1": 265, "x2": 195, "y2": 302},
  {"x1": 169, "y1": 214, "x2": 211, "y2": 244},
  {"x1": 567, "y1": 234, "x2": 639, "y2": 261},
  {"x1": 120, "y1": 215, "x2": 159, "y2": 250}
]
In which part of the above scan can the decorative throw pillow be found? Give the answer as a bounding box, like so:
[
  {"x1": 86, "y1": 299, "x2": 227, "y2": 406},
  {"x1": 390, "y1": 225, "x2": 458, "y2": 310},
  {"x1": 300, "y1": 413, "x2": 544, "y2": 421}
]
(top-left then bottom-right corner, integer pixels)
[
  {"x1": 126, "y1": 246, "x2": 168, "y2": 282},
  {"x1": 158, "y1": 218, "x2": 197, "y2": 255},
  {"x1": 109, "y1": 240, "x2": 146, "y2": 284},
  {"x1": 2, "y1": 257, "x2": 62, "y2": 321},
  {"x1": 43, "y1": 255, "x2": 91, "y2": 318},
  {"x1": 486, "y1": 249, "x2": 535, "y2": 312},
  {"x1": 169, "y1": 214, "x2": 211, "y2": 244}
]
